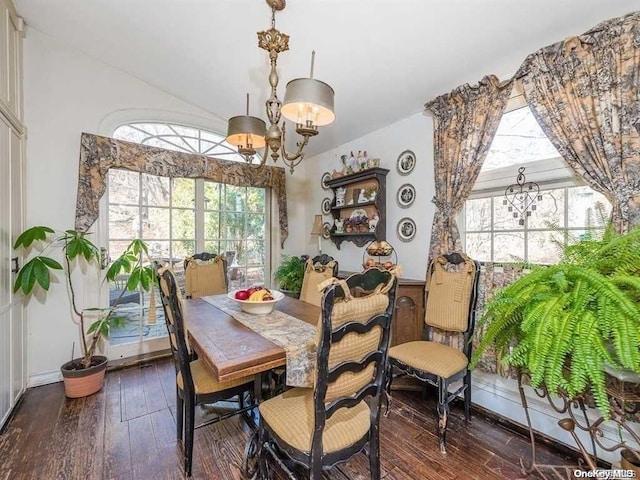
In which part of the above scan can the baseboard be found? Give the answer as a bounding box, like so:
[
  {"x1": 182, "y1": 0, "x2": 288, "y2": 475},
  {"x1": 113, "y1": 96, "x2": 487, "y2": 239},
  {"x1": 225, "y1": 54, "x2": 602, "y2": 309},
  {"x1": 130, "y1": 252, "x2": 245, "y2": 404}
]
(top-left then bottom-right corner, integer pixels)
[
  {"x1": 26, "y1": 350, "x2": 172, "y2": 388},
  {"x1": 27, "y1": 369, "x2": 62, "y2": 388}
]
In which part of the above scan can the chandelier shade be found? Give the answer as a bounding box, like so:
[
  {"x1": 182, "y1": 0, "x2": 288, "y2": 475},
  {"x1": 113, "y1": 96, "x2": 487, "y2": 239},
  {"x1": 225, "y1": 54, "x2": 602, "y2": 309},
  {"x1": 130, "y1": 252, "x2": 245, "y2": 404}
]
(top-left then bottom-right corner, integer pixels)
[
  {"x1": 226, "y1": 115, "x2": 267, "y2": 150},
  {"x1": 281, "y1": 78, "x2": 335, "y2": 127}
]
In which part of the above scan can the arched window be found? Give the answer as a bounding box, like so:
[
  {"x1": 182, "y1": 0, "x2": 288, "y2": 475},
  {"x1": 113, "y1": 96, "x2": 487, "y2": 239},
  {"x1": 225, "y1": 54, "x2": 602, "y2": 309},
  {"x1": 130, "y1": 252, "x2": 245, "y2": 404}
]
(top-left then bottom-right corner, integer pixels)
[
  {"x1": 113, "y1": 122, "x2": 255, "y2": 163},
  {"x1": 106, "y1": 123, "x2": 268, "y2": 348}
]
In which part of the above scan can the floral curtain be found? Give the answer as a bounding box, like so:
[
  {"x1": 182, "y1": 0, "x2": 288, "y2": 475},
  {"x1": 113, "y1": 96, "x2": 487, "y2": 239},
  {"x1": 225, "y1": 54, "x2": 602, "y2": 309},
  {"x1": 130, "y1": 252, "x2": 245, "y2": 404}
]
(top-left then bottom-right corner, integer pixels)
[
  {"x1": 425, "y1": 75, "x2": 512, "y2": 261},
  {"x1": 75, "y1": 133, "x2": 289, "y2": 246},
  {"x1": 516, "y1": 11, "x2": 640, "y2": 233}
]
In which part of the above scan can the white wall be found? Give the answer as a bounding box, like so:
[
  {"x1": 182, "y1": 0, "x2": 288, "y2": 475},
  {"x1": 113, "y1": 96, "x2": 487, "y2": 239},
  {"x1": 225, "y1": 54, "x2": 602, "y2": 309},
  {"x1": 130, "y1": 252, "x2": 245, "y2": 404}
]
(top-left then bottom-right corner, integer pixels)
[
  {"x1": 21, "y1": 28, "x2": 275, "y2": 383},
  {"x1": 298, "y1": 113, "x2": 435, "y2": 281}
]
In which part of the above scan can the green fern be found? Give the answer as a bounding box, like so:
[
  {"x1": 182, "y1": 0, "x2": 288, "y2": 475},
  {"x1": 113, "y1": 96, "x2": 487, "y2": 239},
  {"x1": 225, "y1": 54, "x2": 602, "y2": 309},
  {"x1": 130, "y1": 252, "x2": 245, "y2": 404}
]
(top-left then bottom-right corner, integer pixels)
[{"x1": 471, "y1": 226, "x2": 640, "y2": 417}]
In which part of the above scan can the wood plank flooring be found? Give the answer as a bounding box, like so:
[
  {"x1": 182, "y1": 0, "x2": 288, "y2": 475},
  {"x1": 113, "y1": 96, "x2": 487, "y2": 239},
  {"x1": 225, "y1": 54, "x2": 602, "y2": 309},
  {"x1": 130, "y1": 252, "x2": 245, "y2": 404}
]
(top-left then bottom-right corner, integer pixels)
[{"x1": 0, "y1": 358, "x2": 578, "y2": 479}]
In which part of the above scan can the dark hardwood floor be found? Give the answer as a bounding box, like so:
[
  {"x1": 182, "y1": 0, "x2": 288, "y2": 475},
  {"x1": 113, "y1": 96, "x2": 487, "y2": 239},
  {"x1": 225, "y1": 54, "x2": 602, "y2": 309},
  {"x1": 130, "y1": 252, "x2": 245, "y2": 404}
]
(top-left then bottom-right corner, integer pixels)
[{"x1": 0, "y1": 358, "x2": 577, "y2": 479}]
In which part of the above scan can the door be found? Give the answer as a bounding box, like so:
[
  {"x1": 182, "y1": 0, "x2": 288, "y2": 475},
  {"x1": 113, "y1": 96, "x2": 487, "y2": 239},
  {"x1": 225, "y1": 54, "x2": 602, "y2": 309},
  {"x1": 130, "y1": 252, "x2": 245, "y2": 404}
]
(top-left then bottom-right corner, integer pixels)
[{"x1": 0, "y1": 113, "x2": 24, "y2": 428}]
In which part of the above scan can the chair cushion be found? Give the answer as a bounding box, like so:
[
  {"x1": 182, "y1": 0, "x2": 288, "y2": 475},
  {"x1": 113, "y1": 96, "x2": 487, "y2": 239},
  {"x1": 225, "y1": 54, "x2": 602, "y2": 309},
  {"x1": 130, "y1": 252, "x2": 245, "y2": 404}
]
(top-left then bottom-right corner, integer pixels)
[
  {"x1": 177, "y1": 359, "x2": 252, "y2": 395},
  {"x1": 185, "y1": 259, "x2": 227, "y2": 298},
  {"x1": 300, "y1": 259, "x2": 337, "y2": 307},
  {"x1": 259, "y1": 388, "x2": 370, "y2": 454},
  {"x1": 389, "y1": 341, "x2": 468, "y2": 379}
]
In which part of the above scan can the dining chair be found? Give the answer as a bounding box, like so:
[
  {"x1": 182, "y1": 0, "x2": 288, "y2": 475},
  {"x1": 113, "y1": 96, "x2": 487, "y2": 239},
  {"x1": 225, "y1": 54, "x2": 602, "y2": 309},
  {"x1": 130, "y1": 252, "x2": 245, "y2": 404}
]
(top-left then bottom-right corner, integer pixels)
[
  {"x1": 155, "y1": 264, "x2": 254, "y2": 477},
  {"x1": 184, "y1": 252, "x2": 228, "y2": 298},
  {"x1": 299, "y1": 254, "x2": 339, "y2": 307},
  {"x1": 249, "y1": 267, "x2": 397, "y2": 479},
  {"x1": 386, "y1": 252, "x2": 480, "y2": 454}
]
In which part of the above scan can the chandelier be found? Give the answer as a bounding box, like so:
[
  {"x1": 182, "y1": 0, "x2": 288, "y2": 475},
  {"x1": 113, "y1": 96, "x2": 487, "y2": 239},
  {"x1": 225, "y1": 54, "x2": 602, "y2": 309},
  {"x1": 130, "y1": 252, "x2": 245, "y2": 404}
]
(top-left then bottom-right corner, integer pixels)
[
  {"x1": 226, "y1": 0, "x2": 335, "y2": 174},
  {"x1": 503, "y1": 167, "x2": 542, "y2": 225}
]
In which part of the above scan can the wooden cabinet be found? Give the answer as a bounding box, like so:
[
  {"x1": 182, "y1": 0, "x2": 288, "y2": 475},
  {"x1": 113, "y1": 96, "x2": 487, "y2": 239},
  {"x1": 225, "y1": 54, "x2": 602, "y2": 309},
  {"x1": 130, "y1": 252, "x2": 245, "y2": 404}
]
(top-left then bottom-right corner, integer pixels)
[
  {"x1": 338, "y1": 271, "x2": 425, "y2": 347},
  {"x1": 326, "y1": 168, "x2": 388, "y2": 249},
  {"x1": 390, "y1": 279, "x2": 425, "y2": 347}
]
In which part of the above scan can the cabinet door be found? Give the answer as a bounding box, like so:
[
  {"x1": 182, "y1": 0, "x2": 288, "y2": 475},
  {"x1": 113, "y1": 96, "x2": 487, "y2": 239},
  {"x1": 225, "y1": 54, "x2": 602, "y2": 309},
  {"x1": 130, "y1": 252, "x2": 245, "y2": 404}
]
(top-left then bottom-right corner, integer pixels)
[
  {"x1": 0, "y1": 0, "x2": 22, "y2": 121},
  {"x1": 391, "y1": 284, "x2": 425, "y2": 346}
]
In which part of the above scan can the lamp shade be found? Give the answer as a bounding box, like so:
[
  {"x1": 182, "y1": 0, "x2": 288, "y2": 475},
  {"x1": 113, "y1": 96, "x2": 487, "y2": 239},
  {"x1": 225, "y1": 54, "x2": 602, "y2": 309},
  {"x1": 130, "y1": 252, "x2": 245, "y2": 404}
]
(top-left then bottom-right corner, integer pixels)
[
  {"x1": 311, "y1": 214, "x2": 324, "y2": 235},
  {"x1": 281, "y1": 78, "x2": 335, "y2": 127},
  {"x1": 226, "y1": 115, "x2": 267, "y2": 149}
]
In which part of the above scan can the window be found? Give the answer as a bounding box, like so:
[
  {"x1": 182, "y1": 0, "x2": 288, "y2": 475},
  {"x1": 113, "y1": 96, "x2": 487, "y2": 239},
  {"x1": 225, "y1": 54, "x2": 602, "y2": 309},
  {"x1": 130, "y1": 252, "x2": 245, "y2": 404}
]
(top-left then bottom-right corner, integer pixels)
[
  {"x1": 107, "y1": 123, "x2": 268, "y2": 346},
  {"x1": 462, "y1": 106, "x2": 611, "y2": 264}
]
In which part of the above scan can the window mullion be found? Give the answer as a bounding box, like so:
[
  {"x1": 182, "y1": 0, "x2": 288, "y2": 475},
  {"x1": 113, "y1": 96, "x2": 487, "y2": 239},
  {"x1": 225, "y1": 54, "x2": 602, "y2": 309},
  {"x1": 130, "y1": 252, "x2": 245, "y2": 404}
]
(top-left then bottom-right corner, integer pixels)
[{"x1": 195, "y1": 179, "x2": 205, "y2": 251}]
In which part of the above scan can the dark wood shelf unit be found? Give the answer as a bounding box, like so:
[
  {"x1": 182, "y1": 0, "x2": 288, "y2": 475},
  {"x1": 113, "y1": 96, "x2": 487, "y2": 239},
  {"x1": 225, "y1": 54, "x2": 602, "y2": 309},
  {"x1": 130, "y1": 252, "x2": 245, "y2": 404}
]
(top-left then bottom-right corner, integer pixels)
[{"x1": 326, "y1": 168, "x2": 389, "y2": 250}]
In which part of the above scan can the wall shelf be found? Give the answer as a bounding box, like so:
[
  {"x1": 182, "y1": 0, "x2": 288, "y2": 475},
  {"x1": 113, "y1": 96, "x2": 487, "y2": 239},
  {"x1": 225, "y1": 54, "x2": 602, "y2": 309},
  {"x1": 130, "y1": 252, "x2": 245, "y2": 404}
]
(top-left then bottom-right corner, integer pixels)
[{"x1": 326, "y1": 168, "x2": 389, "y2": 250}]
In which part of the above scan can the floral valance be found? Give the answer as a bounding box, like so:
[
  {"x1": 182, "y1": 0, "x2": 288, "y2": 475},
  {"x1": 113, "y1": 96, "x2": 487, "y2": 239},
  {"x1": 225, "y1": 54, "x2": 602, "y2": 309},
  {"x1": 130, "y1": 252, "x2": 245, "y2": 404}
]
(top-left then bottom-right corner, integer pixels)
[{"x1": 75, "y1": 133, "x2": 289, "y2": 246}]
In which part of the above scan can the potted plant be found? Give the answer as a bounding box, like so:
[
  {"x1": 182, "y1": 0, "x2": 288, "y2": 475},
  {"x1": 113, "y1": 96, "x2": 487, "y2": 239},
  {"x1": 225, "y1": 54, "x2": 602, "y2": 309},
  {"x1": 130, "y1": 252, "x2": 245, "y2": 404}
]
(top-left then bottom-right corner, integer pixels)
[
  {"x1": 13, "y1": 226, "x2": 155, "y2": 398},
  {"x1": 273, "y1": 255, "x2": 305, "y2": 299},
  {"x1": 472, "y1": 226, "x2": 640, "y2": 417}
]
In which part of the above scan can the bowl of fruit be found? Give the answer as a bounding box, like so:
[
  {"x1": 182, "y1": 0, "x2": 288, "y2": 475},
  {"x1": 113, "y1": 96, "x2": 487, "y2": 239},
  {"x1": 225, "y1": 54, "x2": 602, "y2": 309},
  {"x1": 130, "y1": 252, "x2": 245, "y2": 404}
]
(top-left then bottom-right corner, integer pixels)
[{"x1": 228, "y1": 287, "x2": 285, "y2": 315}]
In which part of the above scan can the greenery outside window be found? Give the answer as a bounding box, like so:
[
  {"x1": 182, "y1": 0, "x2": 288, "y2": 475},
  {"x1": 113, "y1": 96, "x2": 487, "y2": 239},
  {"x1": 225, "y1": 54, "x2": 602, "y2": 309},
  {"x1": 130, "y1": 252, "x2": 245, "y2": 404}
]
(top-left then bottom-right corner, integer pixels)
[{"x1": 106, "y1": 123, "x2": 268, "y2": 346}]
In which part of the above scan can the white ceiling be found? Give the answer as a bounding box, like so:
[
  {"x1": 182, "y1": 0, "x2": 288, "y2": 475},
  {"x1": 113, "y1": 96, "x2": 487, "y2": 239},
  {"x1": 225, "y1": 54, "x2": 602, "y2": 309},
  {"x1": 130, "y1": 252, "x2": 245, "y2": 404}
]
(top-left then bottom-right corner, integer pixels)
[{"x1": 14, "y1": 0, "x2": 640, "y2": 156}]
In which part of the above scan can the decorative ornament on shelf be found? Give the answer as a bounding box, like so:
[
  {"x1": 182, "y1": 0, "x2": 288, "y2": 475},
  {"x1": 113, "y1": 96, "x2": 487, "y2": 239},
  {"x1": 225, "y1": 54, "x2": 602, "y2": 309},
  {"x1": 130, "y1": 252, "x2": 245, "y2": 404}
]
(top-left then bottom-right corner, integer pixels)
[
  {"x1": 225, "y1": 0, "x2": 335, "y2": 173},
  {"x1": 503, "y1": 167, "x2": 542, "y2": 226}
]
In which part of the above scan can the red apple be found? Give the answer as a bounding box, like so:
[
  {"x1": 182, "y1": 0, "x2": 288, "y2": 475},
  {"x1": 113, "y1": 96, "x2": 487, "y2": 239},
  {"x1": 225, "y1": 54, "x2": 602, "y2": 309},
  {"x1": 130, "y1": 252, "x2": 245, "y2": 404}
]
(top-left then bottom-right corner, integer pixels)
[
  {"x1": 262, "y1": 295, "x2": 274, "y2": 301},
  {"x1": 246, "y1": 287, "x2": 259, "y2": 296},
  {"x1": 235, "y1": 290, "x2": 250, "y2": 300}
]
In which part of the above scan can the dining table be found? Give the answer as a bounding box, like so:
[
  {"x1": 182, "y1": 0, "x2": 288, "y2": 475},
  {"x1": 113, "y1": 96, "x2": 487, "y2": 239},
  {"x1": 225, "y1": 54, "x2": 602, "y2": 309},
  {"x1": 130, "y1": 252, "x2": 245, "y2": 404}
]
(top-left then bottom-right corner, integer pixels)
[{"x1": 183, "y1": 295, "x2": 320, "y2": 387}]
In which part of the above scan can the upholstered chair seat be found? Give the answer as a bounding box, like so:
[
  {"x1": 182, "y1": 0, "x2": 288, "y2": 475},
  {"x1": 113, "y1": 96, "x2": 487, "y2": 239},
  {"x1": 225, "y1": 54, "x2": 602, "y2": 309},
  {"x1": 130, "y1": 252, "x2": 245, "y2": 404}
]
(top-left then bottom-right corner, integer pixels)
[
  {"x1": 388, "y1": 341, "x2": 469, "y2": 378},
  {"x1": 176, "y1": 358, "x2": 253, "y2": 395},
  {"x1": 259, "y1": 388, "x2": 371, "y2": 454}
]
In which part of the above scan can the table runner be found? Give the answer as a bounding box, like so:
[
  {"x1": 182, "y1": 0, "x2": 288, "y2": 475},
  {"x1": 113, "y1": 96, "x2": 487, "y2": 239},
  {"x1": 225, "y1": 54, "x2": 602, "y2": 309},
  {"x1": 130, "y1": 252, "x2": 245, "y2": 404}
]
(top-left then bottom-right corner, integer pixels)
[{"x1": 202, "y1": 294, "x2": 317, "y2": 387}]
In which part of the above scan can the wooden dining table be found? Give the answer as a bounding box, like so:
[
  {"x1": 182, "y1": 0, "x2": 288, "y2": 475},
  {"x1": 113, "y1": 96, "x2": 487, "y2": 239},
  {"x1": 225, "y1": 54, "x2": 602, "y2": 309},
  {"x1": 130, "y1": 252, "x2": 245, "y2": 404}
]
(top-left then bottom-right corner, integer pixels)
[{"x1": 183, "y1": 295, "x2": 320, "y2": 383}]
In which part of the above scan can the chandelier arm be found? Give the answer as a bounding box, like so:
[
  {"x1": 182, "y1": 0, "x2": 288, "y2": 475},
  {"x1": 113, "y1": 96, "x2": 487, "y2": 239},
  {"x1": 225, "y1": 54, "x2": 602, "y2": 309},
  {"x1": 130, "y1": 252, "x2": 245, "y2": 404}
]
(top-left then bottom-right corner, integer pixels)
[{"x1": 278, "y1": 122, "x2": 310, "y2": 173}]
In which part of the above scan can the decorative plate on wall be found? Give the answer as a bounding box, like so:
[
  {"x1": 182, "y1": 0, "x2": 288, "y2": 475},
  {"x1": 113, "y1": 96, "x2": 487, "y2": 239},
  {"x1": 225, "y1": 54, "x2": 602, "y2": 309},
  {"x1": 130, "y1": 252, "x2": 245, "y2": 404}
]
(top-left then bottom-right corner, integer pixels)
[
  {"x1": 396, "y1": 150, "x2": 416, "y2": 176},
  {"x1": 322, "y1": 222, "x2": 331, "y2": 239},
  {"x1": 321, "y1": 197, "x2": 332, "y2": 215},
  {"x1": 321, "y1": 172, "x2": 332, "y2": 190},
  {"x1": 396, "y1": 217, "x2": 416, "y2": 242},
  {"x1": 396, "y1": 183, "x2": 416, "y2": 208}
]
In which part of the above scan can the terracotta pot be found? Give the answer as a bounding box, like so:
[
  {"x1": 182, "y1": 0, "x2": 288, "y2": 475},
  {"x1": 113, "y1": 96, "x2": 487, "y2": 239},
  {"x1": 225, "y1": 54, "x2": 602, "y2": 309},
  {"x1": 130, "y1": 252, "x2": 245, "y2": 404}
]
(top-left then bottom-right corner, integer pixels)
[
  {"x1": 621, "y1": 449, "x2": 640, "y2": 475},
  {"x1": 60, "y1": 355, "x2": 108, "y2": 398}
]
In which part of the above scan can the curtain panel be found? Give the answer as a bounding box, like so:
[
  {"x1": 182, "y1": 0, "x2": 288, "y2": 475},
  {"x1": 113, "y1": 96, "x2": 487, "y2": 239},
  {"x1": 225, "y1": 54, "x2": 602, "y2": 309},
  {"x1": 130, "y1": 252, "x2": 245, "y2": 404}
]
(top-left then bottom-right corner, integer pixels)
[
  {"x1": 424, "y1": 75, "x2": 512, "y2": 262},
  {"x1": 75, "y1": 133, "x2": 289, "y2": 246},
  {"x1": 516, "y1": 11, "x2": 640, "y2": 233}
]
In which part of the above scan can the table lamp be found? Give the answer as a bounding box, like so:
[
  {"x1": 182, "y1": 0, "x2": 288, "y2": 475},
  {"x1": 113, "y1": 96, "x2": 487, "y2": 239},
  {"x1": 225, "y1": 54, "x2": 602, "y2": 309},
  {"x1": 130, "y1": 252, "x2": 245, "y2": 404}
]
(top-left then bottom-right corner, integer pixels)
[{"x1": 311, "y1": 214, "x2": 324, "y2": 254}]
